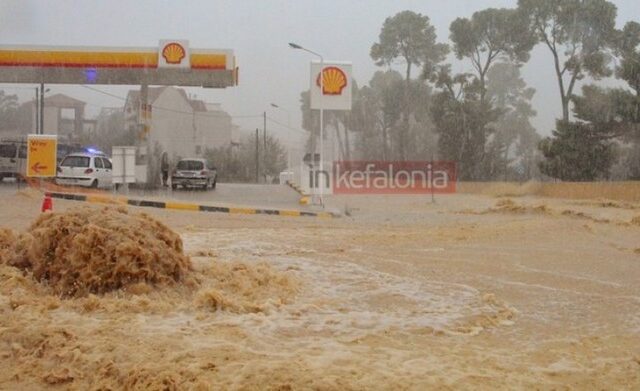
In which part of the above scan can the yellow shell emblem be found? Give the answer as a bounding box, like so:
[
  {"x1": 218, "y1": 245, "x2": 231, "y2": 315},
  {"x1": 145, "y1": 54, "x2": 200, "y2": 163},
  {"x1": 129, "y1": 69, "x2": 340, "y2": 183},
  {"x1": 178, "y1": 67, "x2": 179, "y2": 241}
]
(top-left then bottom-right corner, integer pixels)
[
  {"x1": 162, "y1": 42, "x2": 186, "y2": 64},
  {"x1": 316, "y1": 66, "x2": 348, "y2": 95}
]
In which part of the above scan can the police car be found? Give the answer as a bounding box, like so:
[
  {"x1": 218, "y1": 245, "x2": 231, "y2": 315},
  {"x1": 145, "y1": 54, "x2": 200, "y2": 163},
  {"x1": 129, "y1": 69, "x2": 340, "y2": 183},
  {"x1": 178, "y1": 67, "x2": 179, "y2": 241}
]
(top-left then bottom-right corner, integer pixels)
[{"x1": 56, "y1": 149, "x2": 113, "y2": 188}]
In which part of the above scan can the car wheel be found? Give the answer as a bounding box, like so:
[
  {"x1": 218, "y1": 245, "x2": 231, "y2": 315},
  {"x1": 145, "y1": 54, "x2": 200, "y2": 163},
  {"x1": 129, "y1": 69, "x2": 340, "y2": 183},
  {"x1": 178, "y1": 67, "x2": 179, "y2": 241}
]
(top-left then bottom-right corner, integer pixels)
[
  {"x1": 171, "y1": 184, "x2": 177, "y2": 190},
  {"x1": 90, "y1": 179, "x2": 98, "y2": 188},
  {"x1": 212, "y1": 179, "x2": 217, "y2": 189}
]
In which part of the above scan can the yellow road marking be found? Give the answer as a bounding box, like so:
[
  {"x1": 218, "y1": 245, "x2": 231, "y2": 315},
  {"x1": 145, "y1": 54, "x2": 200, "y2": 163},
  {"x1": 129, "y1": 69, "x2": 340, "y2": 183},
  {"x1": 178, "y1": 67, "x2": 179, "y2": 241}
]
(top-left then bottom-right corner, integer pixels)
[
  {"x1": 229, "y1": 207, "x2": 257, "y2": 215},
  {"x1": 86, "y1": 194, "x2": 125, "y2": 204},
  {"x1": 165, "y1": 202, "x2": 199, "y2": 211},
  {"x1": 279, "y1": 210, "x2": 301, "y2": 217}
]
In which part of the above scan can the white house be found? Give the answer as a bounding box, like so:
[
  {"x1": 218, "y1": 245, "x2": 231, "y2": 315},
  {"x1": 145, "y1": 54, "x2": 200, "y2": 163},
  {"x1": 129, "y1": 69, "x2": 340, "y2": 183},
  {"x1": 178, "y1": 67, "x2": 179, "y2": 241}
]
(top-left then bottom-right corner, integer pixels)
[{"x1": 124, "y1": 86, "x2": 234, "y2": 160}]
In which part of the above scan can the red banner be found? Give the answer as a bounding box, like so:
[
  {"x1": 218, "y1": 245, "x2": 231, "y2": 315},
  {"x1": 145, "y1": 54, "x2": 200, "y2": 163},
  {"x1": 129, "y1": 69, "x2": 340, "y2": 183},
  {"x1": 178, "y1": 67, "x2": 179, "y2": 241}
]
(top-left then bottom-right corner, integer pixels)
[{"x1": 332, "y1": 161, "x2": 456, "y2": 194}]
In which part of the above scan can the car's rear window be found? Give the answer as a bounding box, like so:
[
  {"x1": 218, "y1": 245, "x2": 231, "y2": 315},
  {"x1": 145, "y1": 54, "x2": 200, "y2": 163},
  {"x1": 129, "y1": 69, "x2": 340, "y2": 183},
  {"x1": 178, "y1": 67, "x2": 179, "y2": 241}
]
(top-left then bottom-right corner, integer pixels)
[
  {"x1": 0, "y1": 144, "x2": 17, "y2": 158},
  {"x1": 60, "y1": 156, "x2": 90, "y2": 168},
  {"x1": 176, "y1": 160, "x2": 204, "y2": 170}
]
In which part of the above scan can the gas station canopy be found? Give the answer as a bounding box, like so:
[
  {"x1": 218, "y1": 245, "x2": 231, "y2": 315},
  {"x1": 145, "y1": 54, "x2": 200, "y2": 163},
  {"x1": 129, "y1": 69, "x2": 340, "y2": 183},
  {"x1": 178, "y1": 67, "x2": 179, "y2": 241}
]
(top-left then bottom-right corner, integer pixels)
[{"x1": 0, "y1": 41, "x2": 238, "y2": 88}]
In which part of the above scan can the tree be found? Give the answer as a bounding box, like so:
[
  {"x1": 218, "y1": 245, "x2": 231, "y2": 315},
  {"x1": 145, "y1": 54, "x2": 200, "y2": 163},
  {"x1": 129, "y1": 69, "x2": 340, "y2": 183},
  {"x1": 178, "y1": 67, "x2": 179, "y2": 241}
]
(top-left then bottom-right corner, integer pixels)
[
  {"x1": 518, "y1": 0, "x2": 618, "y2": 121},
  {"x1": 371, "y1": 10, "x2": 448, "y2": 82},
  {"x1": 449, "y1": 8, "x2": 535, "y2": 104},
  {"x1": 367, "y1": 70, "x2": 404, "y2": 159},
  {"x1": 429, "y1": 66, "x2": 501, "y2": 179},
  {"x1": 571, "y1": 85, "x2": 637, "y2": 178},
  {"x1": 370, "y1": 10, "x2": 447, "y2": 159},
  {"x1": 204, "y1": 134, "x2": 287, "y2": 183},
  {"x1": 615, "y1": 21, "x2": 640, "y2": 100},
  {"x1": 77, "y1": 108, "x2": 131, "y2": 153},
  {"x1": 539, "y1": 120, "x2": 616, "y2": 181},
  {"x1": 613, "y1": 21, "x2": 640, "y2": 177},
  {"x1": 560, "y1": 21, "x2": 640, "y2": 179},
  {"x1": 0, "y1": 90, "x2": 19, "y2": 132},
  {"x1": 299, "y1": 83, "x2": 357, "y2": 162},
  {"x1": 485, "y1": 62, "x2": 541, "y2": 180}
]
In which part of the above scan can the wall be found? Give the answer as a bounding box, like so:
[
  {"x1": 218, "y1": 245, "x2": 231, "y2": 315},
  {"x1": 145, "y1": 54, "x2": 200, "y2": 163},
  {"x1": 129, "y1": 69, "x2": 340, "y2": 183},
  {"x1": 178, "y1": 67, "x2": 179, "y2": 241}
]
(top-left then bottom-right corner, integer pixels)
[{"x1": 148, "y1": 88, "x2": 197, "y2": 160}]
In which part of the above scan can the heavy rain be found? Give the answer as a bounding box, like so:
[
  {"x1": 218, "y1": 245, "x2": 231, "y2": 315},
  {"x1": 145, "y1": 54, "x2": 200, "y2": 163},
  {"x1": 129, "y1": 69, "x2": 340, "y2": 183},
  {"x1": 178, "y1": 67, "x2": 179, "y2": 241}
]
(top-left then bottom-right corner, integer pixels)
[{"x1": 0, "y1": 1, "x2": 639, "y2": 389}]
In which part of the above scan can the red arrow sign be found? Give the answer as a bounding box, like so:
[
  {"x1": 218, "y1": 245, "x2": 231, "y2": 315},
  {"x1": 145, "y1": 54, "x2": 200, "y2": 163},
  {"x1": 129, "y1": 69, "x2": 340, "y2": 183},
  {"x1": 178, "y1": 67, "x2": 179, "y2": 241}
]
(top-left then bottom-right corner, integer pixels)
[{"x1": 31, "y1": 162, "x2": 48, "y2": 174}]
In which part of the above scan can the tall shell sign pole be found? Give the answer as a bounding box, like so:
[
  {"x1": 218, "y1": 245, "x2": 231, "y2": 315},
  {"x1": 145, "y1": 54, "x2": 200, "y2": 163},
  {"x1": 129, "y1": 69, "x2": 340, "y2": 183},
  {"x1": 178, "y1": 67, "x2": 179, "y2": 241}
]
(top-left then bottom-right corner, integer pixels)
[{"x1": 310, "y1": 61, "x2": 352, "y2": 111}]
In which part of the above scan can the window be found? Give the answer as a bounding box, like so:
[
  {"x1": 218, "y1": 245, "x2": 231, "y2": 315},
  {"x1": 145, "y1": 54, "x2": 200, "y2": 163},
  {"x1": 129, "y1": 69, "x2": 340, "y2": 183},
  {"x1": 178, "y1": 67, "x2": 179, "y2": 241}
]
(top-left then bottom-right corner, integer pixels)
[
  {"x1": 0, "y1": 144, "x2": 17, "y2": 158},
  {"x1": 176, "y1": 160, "x2": 204, "y2": 170},
  {"x1": 94, "y1": 158, "x2": 104, "y2": 169},
  {"x1": 60, "y1": 156, "x2": 90, "y2": 168},
  {"x1": 102, "y1": 158, "x2": 112, "y2": 169}
]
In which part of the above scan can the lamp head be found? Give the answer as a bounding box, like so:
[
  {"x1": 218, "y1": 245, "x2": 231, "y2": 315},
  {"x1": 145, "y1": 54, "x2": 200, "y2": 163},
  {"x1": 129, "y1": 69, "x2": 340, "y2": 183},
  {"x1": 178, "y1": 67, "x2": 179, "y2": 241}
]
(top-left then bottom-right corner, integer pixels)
[{"x1": 288, "y1": 42, "x2": 303, "y2": 49}]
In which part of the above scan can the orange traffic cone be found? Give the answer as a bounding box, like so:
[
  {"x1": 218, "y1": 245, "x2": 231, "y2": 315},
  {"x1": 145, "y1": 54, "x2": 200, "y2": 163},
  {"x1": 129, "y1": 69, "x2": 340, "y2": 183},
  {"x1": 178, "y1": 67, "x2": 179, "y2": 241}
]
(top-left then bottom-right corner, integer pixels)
[{"x1": 41, "y1": 194, "x2": 53, "y2": 213}]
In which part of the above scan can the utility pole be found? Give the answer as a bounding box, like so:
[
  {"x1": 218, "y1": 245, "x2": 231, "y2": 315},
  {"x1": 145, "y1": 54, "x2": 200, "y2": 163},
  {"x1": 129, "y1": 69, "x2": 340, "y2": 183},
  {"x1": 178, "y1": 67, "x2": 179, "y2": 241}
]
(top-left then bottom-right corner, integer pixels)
[
  {"x1": 263, "y1": 111, "x2": 267, "y2": 181},
  {"x1": 430, "y1": 152, "x2": 436, "y2": 204},
  {"x1": 34, "y1": 87, "x2": 39, "y2": 134},
  {"x1": 255, "y1": 128, "x2": 260, "y2": 183},
  {"x1": 39, "y1": 82, "x2": 44, "y2": 135}
]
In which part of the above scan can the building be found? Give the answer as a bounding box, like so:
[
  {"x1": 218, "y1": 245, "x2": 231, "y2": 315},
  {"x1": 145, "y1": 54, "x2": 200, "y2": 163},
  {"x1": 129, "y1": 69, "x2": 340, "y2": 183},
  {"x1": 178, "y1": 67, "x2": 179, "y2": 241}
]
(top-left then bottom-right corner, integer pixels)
[
  {"x1": 22, "y1": 93, "x2": 86, "y2": 139},
  {"x1": 124, "y1": 86, "x2": 234, "y2": 160}
]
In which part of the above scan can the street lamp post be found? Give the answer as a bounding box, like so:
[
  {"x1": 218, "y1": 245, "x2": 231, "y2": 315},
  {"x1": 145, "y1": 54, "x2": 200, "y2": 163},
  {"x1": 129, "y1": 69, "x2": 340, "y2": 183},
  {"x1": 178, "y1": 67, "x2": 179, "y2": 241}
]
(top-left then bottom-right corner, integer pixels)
[
  {"x1": 289, "y1": 42, "x2": 325, "y2": 207},
  {"x1": 270, "y1": 103, "x2": 295, "y2": 170},
  {"x1": 270, "y1": 103, "x2": 291, "y2": 128},
  {"x1": 34, "y1": 87, "x2": 39, "y2": 134},
  {"x1": 39, "y1": 82, "x2": 45, "y2": 135},
  {"x1": 35, "y1": 84, "x2": 50, "y2": 135}
]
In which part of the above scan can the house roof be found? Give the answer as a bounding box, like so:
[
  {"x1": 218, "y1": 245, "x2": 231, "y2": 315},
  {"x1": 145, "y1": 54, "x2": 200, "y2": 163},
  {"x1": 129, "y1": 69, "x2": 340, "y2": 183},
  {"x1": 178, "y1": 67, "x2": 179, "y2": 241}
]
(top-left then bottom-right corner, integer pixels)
[
  {"x1": 125, "y1": 86, "x2": 209, "y2": 112},
  {"x1": 25, "y1": 93, "x2": 85, "y2": 108},
  {"x1": 125, "y1": 86, "x2": 171, "y2": 106}
]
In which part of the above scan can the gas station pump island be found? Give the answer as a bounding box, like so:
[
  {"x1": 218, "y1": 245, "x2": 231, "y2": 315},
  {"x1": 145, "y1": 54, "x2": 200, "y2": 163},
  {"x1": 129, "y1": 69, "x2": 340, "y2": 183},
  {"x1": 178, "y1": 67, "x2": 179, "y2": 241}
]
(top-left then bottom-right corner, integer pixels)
[{"x1": 0, "y1": 41, "x2": 238, "y2": 183}]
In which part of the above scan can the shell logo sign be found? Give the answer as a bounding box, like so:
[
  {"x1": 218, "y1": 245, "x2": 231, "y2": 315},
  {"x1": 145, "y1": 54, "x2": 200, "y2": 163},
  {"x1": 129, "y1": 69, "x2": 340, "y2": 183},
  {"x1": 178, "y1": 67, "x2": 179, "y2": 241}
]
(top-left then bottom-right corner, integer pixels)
[
  {"x1": 158, "y1": 40, "x2": 190, "y2": 69},
  {"x1": 310, "y1": 62, "x2": 352, "y2": 111},
  {"x1": 316, "y1": 66, "x2": 348, "y2": 95},
  {"x1": 161, "y1": 42, "x2": 186, "y2": 64}
]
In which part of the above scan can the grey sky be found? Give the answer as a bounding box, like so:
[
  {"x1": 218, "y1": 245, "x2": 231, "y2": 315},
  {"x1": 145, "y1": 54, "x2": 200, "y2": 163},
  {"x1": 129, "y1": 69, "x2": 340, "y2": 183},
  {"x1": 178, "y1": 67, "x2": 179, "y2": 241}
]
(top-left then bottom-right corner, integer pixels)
[{"x1": 1, "y1": 0, "x2": 638, "y2": 144}]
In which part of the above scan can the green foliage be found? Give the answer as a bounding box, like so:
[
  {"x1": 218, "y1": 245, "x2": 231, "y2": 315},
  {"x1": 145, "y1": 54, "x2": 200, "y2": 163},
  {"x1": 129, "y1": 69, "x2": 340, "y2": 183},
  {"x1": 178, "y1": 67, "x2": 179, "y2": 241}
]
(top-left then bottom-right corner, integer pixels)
[
  {"x1": 518, "y1": 0, "x2": 618, "y2": 121},
  {"x1": 370, "y1": 10, "x2": 448, "y2": 81},
  {"x1": 204, "y1": 134, "x2": 287, "y2": 183},
  {"x1": 370, "y1": 10, "x2": 446, "y2": 160},
  {"x1": 539, "y1": 120, "x2": 616, "y2": 181},
  {"x1": 0, "y1": 90, "x2": 19, "y2": 131},
  {"x1": 485, "y1": 62, "x2": 541, "y2": 180},
  {"x1": 449, "y1": 8, "x2": 535, "y2": 102},
  {"x1": 573, "y1": 85, "x2": 637, "y2": 127},
  {"x1": 77, "y1": 109, "x2": 132, "y2": 153},
  {"x1": 429, "y1": 66, "x2": 501, "y2": 180},
  {"x1": 300, "y1": 71, "x2": 434, "y2": 161}
]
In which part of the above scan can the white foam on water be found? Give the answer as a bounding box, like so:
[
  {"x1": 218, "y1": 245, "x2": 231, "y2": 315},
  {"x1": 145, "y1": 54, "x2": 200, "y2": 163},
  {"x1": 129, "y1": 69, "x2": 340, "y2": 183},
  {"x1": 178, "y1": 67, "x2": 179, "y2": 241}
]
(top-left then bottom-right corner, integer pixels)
[{"x1": 183, "y1": 230, "x2": 516, "y2": 343}]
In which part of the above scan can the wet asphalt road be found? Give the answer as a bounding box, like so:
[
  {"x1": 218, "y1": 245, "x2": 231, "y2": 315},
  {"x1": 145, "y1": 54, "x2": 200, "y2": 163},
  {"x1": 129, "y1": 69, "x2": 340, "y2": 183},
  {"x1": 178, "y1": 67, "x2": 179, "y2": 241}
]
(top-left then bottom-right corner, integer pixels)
[{"x1": 0, "y1": 180, "x2": 307, "y2": 211}]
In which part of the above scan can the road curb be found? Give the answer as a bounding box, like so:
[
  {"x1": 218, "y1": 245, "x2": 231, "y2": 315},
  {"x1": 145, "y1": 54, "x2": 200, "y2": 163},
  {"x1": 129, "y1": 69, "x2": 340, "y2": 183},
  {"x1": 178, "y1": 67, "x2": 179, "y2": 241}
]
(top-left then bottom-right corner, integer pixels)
[
  {"x1": 285, "y1": 180, "x2": 312, "y2": 205},
  {"x1": 286, "y1": 180, "x2": 309, "y2": 196},
  {"x1": 45, "y1": 191, "x2": 339, "y2": 218}
]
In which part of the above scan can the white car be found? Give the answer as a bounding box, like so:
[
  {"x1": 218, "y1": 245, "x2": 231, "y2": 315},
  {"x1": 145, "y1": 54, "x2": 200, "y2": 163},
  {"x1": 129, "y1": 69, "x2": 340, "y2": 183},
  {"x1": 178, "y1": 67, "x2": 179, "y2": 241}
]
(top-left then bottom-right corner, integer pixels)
[
  {"x1": 171, "y1": 158, "x2": 217, "y2": 190},
  {"x1": 56, "y1": 153, "x2": 113, "y2": 188}
]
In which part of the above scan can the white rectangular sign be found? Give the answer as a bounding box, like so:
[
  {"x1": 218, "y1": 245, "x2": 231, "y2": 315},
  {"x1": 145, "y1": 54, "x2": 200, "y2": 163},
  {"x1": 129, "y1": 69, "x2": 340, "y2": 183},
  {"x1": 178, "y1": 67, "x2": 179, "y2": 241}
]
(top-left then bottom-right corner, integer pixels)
[
  {"x1": 112, "y1": 146, "x2": 137, "y2": 184},
  {"x1": 310, "y1": 61, "x2": 352, "y2": 110}
]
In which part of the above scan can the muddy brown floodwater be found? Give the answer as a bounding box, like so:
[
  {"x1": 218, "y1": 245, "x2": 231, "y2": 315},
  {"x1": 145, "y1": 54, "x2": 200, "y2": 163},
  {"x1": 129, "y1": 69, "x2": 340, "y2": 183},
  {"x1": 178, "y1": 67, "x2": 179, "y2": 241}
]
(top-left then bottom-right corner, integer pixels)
[{"x1": 0, "y1": 185, "x2": 639, "y2": 390}]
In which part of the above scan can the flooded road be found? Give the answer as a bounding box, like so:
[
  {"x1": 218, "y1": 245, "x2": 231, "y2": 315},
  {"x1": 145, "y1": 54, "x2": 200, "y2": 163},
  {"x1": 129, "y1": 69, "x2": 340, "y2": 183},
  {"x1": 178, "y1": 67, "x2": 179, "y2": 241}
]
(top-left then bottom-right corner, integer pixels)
[{"x1": 0, "y1": 185, "x2": 639, "y2": 389}]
